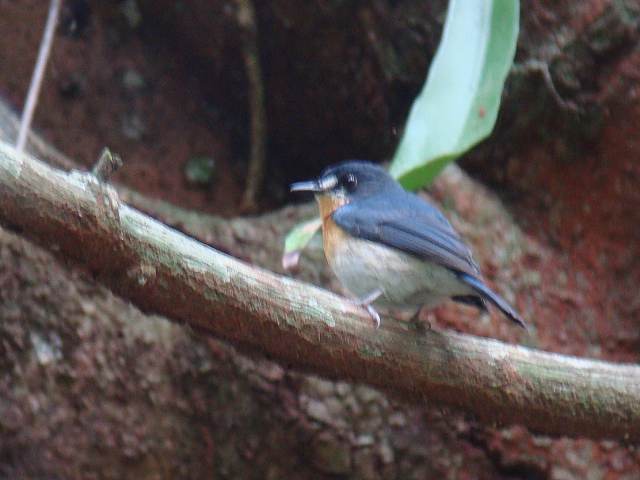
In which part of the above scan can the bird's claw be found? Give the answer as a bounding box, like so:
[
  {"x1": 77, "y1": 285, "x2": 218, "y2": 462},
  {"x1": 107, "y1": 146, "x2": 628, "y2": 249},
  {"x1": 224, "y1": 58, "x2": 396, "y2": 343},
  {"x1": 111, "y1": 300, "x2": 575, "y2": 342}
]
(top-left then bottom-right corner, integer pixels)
[
  {"x1": 365, "y1": 304, "x2": 381, "y2": 329},
  {"x1": 349, "y1": 289, "x2": 383, "y2": 329}
]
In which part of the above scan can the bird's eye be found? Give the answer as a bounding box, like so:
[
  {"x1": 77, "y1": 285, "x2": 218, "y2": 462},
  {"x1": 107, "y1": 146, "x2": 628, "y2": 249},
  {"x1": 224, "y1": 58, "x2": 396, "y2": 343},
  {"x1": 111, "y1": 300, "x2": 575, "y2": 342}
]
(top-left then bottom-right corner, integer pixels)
[{"x1": 342, "y1": 173, "x2": 357, "y2": 191}]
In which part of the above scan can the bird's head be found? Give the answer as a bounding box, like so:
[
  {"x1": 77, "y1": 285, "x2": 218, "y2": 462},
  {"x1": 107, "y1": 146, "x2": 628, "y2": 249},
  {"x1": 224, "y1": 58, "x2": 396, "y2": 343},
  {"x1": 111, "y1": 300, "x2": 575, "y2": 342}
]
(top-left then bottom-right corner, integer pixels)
[{"x1": 290, "y1": 161, "x2": 398, "y2": 217}]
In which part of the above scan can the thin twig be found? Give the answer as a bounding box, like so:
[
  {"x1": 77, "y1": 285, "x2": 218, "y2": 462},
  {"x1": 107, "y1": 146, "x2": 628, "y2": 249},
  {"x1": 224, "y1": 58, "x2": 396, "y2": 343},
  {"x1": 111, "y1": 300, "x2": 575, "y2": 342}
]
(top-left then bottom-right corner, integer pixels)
[
  {"x1": 236, "y1": 0, "x2": 267, "y2": 212},
  {"x1": 92, "y1": 148, "x2": 123, "y2": 182},
  {"x1": 16, "y1": 0, "x2": 63, "y2": 153},
  {"x1": 512, "y1": 59, "x2": 579, "y2": 112}
]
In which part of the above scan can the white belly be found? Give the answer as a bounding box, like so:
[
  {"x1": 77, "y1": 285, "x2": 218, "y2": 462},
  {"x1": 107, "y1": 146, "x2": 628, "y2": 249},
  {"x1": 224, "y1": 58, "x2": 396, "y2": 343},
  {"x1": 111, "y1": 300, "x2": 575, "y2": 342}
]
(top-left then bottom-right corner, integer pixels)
[{"x1": 327, "y1": 235, "x2": 471, "y2": 307}]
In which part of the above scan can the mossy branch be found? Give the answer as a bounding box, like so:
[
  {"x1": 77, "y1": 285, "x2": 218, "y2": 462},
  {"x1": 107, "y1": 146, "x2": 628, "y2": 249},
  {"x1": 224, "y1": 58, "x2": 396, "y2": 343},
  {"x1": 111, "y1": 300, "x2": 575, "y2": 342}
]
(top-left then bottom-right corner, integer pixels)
[{"x1": 0, "y1": 141, "x2": 639, "y2": 441}]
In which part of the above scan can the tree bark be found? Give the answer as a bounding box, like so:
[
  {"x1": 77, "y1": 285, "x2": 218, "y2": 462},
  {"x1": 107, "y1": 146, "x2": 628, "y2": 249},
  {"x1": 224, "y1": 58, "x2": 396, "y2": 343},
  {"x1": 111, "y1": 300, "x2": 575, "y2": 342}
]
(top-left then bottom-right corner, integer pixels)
[{"x1": 1, "y1": 141, "x2": 638, "y2": 441}]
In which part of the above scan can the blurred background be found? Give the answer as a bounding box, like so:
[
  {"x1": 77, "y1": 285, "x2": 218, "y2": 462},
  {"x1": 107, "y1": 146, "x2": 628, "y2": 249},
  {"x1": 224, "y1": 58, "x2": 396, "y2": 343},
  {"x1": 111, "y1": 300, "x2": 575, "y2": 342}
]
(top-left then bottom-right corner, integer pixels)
[{"x1": 0, "y1": 0, "x2": 639, "y2": 478}]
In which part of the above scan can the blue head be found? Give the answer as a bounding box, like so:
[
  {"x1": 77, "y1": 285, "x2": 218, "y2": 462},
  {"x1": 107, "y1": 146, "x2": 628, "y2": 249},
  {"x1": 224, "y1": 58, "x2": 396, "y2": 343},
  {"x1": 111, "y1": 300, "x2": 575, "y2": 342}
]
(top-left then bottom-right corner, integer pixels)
[{"x1": 290, "y1": 160, "x2": 400, "y2": 201}]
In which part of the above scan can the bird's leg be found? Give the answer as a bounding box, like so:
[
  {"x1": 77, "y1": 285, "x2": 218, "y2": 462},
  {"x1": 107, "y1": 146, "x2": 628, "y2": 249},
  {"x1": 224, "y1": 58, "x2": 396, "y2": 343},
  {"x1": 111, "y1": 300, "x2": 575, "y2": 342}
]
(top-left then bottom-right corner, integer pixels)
[
  {"x1": 408, "y1": 306, "x2": 431, "y2": 333},
  {"x1": 348, "y1": 289, "x2": 384, "y2": 328}
]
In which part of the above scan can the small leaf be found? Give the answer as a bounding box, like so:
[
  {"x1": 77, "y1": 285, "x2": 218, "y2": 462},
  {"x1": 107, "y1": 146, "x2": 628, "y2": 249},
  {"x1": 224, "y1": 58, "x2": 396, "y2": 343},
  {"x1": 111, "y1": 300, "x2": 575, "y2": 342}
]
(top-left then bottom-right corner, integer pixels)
[
  {"x1": 282, "y1": 250, "x2": 302, "y2": 272},
  {"x1": 389, "y1": 0, "x2": 519, "y2": 189},
  {"x1": 282, "y1": 217, "x2": 322, "y2": 270},
  {"x1": 184, "y1": 156, "x2": 216, "y2": 186}
]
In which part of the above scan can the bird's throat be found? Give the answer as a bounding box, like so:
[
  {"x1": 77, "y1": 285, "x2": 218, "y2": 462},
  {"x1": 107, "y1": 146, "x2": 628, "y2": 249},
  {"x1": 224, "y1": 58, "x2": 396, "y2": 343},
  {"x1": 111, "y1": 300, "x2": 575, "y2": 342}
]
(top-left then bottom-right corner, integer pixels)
[
  {"x1": 316, "y1": 194, "x2": 349, "y2": 266},
  {"x1": 316, "y1": 194, "x2": 348, "y2": 222}
]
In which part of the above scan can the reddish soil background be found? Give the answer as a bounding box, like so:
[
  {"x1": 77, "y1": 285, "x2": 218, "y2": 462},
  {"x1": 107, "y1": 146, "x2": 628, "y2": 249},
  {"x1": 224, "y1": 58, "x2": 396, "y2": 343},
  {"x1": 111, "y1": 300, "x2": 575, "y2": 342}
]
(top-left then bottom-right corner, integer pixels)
[
  {"x1": 0, "y1": 0, "x2": 639, "y2": 478},
  {"x1": 0, "y1": 0, "x2": 244, "y2": 216}
]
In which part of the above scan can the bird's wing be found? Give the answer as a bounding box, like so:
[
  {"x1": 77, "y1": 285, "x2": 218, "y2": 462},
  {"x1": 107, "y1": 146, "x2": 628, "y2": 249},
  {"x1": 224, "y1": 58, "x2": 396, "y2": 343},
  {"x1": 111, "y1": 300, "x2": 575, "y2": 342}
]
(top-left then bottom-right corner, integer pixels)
[{"x1": 332, "y1": 193, "x2": 481, "y2": 278}]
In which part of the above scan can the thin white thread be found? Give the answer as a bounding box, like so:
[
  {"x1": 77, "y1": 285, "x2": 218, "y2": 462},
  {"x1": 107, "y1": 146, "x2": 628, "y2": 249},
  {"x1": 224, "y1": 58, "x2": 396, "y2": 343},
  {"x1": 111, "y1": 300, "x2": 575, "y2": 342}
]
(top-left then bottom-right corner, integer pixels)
[{"x1": 16, "y1": 0, "x2": 62, "y2": 152}]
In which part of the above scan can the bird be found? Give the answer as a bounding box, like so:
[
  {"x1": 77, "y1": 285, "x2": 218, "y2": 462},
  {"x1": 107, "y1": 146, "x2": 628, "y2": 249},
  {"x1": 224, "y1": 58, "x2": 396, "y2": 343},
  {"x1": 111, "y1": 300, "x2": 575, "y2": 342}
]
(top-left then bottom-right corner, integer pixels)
[{"x1": 290, "y1": 160, "x2": 526, "y2": 330}]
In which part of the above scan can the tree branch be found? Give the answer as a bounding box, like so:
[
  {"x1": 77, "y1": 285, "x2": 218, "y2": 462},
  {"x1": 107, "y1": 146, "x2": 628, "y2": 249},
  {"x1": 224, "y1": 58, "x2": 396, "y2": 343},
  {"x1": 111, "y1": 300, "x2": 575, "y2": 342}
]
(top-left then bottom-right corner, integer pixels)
[{"x1": 0, "y1": 141, "x2": 639, "y2": 441}]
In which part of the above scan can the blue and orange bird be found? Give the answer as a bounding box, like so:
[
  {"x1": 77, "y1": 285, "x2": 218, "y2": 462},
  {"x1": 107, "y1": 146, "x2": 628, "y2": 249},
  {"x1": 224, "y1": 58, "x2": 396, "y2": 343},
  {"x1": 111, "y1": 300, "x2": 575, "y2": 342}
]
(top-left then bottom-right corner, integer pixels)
[{"x1": 291, "y1": 161, "x2": 526, "y2": 329}]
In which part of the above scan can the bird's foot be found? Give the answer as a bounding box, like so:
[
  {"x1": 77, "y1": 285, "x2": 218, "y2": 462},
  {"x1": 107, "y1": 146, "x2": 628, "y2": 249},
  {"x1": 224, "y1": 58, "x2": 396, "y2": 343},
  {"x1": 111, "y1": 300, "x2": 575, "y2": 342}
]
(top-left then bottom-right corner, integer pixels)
[
  {"x1": 408, "y1": 307, "x2": 431, "y2": 333},
  {"x1": 364, "y1": 305, "x2": 381, "y2": 329},
  {"x1": 348, "y1": 289, "x2": 383, "y2": 329}
]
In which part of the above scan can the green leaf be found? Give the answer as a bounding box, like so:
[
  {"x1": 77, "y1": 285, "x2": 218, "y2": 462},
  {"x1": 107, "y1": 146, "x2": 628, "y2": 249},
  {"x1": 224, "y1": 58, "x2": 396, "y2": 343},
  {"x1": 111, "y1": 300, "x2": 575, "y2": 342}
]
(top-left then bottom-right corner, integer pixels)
[
  {"x1": 389, "y1": 0, "x2": 519, "y2": 190},
  {"x1": 184, "y1": 156, "x2": 216, "y2": 186},
  {"x1": 282, "y1": 217, "x2": 322, "y2": 270},
  {"x1": 283, "y1": 0, "x2": 519, "y2": 265}
]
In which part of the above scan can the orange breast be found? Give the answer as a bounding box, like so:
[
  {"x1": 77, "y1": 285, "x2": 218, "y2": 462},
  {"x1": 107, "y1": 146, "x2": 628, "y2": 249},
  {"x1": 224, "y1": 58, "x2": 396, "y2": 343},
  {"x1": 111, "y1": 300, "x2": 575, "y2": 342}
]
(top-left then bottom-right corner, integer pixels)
[{"x1": 317, "y1": 194, "x2": 349, "y2": 266}]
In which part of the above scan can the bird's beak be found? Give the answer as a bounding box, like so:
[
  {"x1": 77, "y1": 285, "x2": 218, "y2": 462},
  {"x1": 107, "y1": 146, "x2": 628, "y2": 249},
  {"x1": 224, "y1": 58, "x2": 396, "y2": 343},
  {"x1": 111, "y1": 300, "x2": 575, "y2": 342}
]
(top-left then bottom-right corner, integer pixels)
[
  {"x1": 290, "y1": 174, "x2": 338, "y2": 193},
  {"x1": 290, "y1": 180, "x2": 321, "y2": 193}
]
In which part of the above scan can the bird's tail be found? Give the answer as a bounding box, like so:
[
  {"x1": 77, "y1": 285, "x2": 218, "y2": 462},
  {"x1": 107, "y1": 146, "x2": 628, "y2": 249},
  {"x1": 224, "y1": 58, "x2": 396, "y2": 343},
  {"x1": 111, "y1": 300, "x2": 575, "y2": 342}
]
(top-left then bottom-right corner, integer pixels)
[{"x1": 458, "y1": 273, "x2": 527, "y2": 329}]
